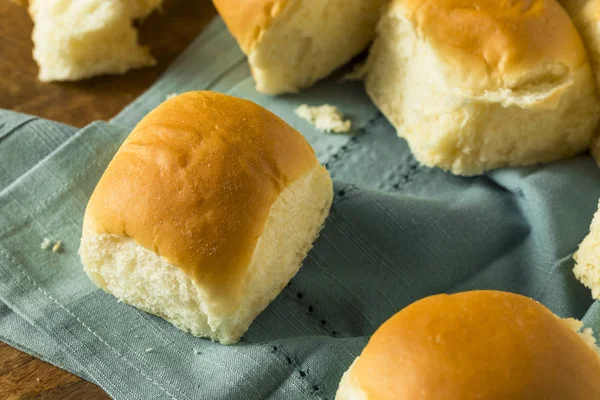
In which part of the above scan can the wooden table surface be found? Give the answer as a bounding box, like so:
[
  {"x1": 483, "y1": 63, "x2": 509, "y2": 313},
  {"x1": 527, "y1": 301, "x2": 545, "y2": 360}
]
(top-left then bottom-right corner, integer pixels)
[{"x1": 0, "y1": 1, "x2": 217, "y2": 398}]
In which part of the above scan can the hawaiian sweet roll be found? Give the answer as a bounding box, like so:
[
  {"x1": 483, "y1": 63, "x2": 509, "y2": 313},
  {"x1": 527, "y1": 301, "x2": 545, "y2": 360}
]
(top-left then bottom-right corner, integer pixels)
[
  {"x1": 335, "y1": 291, "x2": 600, "y2": 400},
  {"x1": 365, "y1": 0, "x2": 600, "y2": 176},
  {"x1": 213, "y1": 0, "x2": 389, "y2": 94},
  {"x1": 79, "y1": 91, "x2": 333, "y2": 344}
]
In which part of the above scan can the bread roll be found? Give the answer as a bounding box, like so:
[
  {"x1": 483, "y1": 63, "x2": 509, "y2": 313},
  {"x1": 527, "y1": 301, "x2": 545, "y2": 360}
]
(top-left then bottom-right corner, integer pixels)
[
  {"x1": 574, "y1": 200, "x2": 600, "y2": 299},
  {"x1": 336, "y1": 291, "x2": 600, "y2": 400},
  {"x1": 365, "y1": 0, "x2": 600, "y2": 176},
  {"x1": 26, "y1": 0, "x2": 162, "y2": 82},
  {"x1": 213, "y1": 0, "x2": 389, "y2": 94},
  {"x1": 79, "y1": 91, "x2": 333, "y2": 344},
  {"x1": 557, "y1": 0, "x2": 600, "y2": 165}
]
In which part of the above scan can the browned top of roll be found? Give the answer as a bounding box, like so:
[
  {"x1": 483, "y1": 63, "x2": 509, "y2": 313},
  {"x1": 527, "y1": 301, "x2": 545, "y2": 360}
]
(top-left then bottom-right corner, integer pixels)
[
  {"x1": 354, "y1": 290, "x2": 600, "y2": 399},
  {"x1": 395, "y1": 0, "x2": 587, "y2": 91},
  {"x1": 213, "y1": 0, "x2": 288, "y2": 53},
  {"x1": 83, "y1": 91, "x2": 318, "y2": 315}
]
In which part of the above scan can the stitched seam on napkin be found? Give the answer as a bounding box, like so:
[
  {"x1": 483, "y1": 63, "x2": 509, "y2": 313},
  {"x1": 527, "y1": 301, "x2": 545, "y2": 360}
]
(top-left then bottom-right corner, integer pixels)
[
  {"x1": 0, "y1": 247, "x2": 184, "y2": 400},
  {"x1": 324, "y1": 113, "x2": 426, "y2": 192},
  {"x1": 388, "y1": 159, "x2": 425, "y2": 191},
  {"x1": 285, "y1": 282, "x2": 340, "y2": 338},
  {"x1": 0, "y1": 251, "x2": 129, "y2": 398},
  {"x1": 129, "y1": 305, "x2": 323, "y2": 399},
  {"x1": 285, "y1": 185, "x2": 395, "y2": 339},
  {"x1": 0, "y1": 146, "x2": 119, "y2": 238},
  {"x1": 268, "y1": 344, "x2": 326, "y2": 399},
  {"x1": 0, "y1": 117, "x2": 38, "y2": 142},
  {"x1": 0, "y1": 304, "x2": 103, "y2": 390},
  {"x1": 284, "y1": 184, "x2": 379, "y2": 340},
  {"x1": 130, "y1": 302, "x2": 325, "y2": 398},
  {"x1": 324, "y1": 113, "x2": 383, "y2": 174},
  {"x1": 331, "y1": 184, "x2": 358, "y2": 207},
  {"x1": 127, "y1": 308, "x2": 287, "y2": 398}
]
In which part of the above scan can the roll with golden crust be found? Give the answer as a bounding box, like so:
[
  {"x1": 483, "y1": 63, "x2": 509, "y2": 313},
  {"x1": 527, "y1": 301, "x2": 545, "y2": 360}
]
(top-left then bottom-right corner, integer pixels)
[
  {"x1": 213, "y1": 0, "x2": 389, "y2": 94},
  {"x1": 80, "y1": 91, "x2": 333, "y2": 344},
  {"x1": 336, "y1": 291, "x2": 600, "y2": 399},
  {"x1": 365, "y1": 0, "x2": 600, "y2": 175}
]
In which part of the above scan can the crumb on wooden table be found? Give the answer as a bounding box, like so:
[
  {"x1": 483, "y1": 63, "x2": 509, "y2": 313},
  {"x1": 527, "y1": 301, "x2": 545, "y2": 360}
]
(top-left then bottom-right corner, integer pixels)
[{"x1": 294, "y1": 104, "x2": 351, "y2": 133}]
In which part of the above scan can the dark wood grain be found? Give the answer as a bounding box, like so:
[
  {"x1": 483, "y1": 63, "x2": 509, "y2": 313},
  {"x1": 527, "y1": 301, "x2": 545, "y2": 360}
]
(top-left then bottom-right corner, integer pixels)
[
  {"x1": 0, "y1": 0, "x2": 218, "y2": 398},
  {"x1": 0, "y1": 0, "x2": 217, "y2": 127},
  {"x1": 0, "y1": 342, "x2": 107, "y2": 400}
]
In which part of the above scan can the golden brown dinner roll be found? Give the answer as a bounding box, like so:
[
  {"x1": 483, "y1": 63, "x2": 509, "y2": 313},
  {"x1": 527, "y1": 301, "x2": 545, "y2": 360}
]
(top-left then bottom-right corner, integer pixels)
[
  {"x1": 213, "y1": 0, "x2": 389, "y2": 94},
  {"x1": 365, "y1": 0, "x2": 600, "y2": 176},
  {"x1": 336, "y1": 291, "x2": 600, "y2": 400},
  {"x1": 79, "y1": 91, "x2": 333, "y2": 344},
  {"x1": 25, "y1": 0, "x2": 162, "y2": 81}
]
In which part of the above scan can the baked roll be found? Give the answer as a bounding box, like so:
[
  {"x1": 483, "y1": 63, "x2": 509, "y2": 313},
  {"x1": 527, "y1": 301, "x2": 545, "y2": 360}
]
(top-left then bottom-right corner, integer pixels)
[
  {"x1": 80, "y1": 91, "x2": 333, "y2": 344},
  {"x1": 336, "y1": 291, "x2": 600, "y2": 399},
  {"x1": 213, "y1": 0, "x2": 389, "y2": 94},
  {"x1": 25, "y1": 0, "x2": 162, "y2": 81},
  {"x1": 365, "y1": 0, "x2": 600, "y2": 175}
]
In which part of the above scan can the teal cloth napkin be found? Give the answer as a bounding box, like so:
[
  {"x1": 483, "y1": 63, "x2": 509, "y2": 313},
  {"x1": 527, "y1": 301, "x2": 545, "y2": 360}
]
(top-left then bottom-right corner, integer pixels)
[{"x1": 2, "y1": 18, "x2": 600, "y2": 399}]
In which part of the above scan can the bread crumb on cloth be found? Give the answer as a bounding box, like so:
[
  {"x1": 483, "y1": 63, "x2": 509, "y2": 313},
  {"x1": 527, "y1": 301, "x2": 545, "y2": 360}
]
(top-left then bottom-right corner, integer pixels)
[
  {"x1": 41, "y1": 238, "x2": 51, "y2": 250},
  {"x1": 52, "y1": 240, "x2": 62, "y2": 253},
  {"x1": 294, "y1": 104, "x2": 351, "y2": 133}
]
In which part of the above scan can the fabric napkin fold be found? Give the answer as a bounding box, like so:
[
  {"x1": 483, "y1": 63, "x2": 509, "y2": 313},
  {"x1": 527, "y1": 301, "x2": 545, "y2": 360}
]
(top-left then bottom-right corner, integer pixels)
[{"x1": 1, "y1": 17, "x2": 600, "y2": 400}]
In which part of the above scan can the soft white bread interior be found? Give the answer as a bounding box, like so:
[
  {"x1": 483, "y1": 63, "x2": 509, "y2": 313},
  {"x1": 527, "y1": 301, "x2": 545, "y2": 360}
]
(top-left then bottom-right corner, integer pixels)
[
  {"x1": 365, "y1": 0, "x2": 600, "y2": 176},
  {"x1": 574, "y1": 200, "x2": 600, "y2": 299},
  {"x1": 335, "y1": 291, "x2": 600, "y2": 400},
  {"x1": 213, "y1": 0, "x2": 389, "y2": 94},
  {"x1": 80, "y1": 91, "x2": 333, "y2": 344},
  {"x1": 557, "y1": 0, "x2": 600, "y2": 166},
  {"x1": 27, "y1": 0, "x2": 162, "y2": 82}
]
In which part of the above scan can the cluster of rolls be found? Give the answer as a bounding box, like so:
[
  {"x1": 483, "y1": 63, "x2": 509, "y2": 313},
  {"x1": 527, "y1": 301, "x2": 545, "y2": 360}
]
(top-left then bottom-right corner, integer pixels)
[
  {"x1": 216, "y1": 0, "x2": 600, "y2": 176},
  {"x1": 18, "y1": 0, "x2": 600, "y2": 174},
  {"x1": 76, "y1": 0, "x2": 600, "y2": 398},
  {"x1": 215, "y1": 0, "x2": 600, "y2": 347},
  {"x1": 81, "y1": 91, "x2": 600, "y2": 399}
]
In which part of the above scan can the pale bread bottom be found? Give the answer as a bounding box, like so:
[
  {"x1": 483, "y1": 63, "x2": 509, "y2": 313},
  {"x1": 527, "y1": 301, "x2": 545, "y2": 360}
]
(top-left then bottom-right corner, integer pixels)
[{"x1": 80, "y1": 165, "x2": 333, "y2": 344}]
